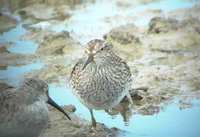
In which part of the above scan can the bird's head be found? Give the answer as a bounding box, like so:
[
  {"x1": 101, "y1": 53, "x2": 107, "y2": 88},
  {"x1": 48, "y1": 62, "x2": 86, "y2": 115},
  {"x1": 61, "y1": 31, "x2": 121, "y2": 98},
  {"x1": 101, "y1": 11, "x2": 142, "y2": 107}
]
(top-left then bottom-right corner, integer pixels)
[
  {"x1": 82, "y1": 39, "x2": 113, "y2": 70},
  {"x1": 23, "y1": 78, "x2": 71, "y2": 120},
  {"x1": 23, "y1": 78, "x2": 48, "y2": 100}
]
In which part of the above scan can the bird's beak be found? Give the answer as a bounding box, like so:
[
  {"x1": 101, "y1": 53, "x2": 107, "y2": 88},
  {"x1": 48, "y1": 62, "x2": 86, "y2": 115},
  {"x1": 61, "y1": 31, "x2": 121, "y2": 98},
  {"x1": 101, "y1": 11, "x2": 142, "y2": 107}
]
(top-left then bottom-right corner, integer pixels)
[
  {"x1": 47, "y1": 92, "x2": 71, "y2": 120},
  {"x1": 82, "y1": 54, "x2": 93, "y2": 70}
]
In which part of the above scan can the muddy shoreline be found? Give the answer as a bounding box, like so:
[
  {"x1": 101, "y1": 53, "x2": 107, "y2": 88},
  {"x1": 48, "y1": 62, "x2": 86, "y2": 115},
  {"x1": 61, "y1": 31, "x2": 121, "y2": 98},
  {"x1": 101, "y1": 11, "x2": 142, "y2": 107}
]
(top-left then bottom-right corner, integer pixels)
[{"x1": 1, "y1": 0, "x2": 200, "y2": 137}]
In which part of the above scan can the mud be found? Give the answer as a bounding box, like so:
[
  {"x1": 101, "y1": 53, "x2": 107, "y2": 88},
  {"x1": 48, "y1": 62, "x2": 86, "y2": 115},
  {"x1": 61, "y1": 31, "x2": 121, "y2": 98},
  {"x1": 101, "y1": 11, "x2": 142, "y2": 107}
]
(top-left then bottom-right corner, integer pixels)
[
  {"x1": 0, "y1": 1, "x2": 200, "y2": 137},
  {"x1": 41, "y1": 105, "x2": 119, "y2": 137}
]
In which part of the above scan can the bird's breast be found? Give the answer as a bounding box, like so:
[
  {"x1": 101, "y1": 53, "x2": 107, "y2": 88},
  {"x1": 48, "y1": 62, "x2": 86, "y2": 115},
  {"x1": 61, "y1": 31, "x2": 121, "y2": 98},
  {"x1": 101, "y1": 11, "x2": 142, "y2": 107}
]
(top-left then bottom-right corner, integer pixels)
[
  {"x1": 71, "y1": 65, "x2": 130, "y2": 109},
  {"x1": 0, "y1": 101, "x2": 49, "y2": 137}
]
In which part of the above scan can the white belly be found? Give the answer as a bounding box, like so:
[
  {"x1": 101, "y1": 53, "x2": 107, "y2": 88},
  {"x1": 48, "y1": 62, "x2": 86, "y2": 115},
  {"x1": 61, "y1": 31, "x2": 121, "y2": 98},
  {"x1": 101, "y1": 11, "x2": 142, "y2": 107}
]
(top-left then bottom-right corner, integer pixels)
[{"x1": 72, "y1": 82, "x2": 131, "y2": 110}]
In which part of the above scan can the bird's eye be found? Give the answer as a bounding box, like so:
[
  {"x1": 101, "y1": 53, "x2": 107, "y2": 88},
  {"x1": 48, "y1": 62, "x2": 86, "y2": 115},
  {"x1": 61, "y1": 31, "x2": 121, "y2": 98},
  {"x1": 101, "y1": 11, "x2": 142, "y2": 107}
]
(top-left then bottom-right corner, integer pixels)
[{"x1": 100, "y1": 47, "x2": 104, "y2": 51}]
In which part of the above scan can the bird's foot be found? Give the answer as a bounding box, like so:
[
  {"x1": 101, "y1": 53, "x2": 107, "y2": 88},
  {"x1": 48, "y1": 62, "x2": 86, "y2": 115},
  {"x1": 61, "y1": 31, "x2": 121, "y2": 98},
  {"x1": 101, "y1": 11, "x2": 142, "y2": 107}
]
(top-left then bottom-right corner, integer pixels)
[{"x1": 127, "y1": 93, "x2": 134, "y2": 107}]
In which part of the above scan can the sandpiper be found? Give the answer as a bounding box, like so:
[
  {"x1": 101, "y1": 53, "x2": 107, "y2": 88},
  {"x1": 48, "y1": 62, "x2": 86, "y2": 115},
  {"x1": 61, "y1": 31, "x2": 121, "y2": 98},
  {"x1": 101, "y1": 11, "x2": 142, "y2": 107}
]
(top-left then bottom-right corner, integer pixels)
[
  {"x1": 0, "y1": 78, "x2": 71, "y2": 137},
  {"x1": 70, "y1": 39, "x2": 133, "y2": 127}
]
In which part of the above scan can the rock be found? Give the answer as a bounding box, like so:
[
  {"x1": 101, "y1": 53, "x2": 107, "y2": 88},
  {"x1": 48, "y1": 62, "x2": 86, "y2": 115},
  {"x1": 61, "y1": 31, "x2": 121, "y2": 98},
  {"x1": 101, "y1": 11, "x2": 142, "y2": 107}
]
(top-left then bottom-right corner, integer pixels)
[
  {"x1": 63, "y1": 105, "x2": 76, "y2": 113},
  {"x1": 148, "y1": 31, "x2": 200, "y2": 56},
  {"x1": 25, "y1": 53, "x2": 82, "y2": 83},
  {"x1": 116, "y1": 0, "x2": 161, "y2": 8},
  {"x1": 175, "y1": 59, "x2": 200, "y2": 92},
  {"x1": 105, "y1": 24, "x2": 141, "y2": 45},
  {"x1": 180, "y1": 17, "x2": 200, "y2": 34},
  {"x1": 0, "y1": 15, "x2": 17, "y2": 33},
  {"x1": 138, "y1": 105, "x2": 160, "y2": 115},
  {"x1": 0, "y1": 45, "x2": 9, "y2": 53},
  {"x1": 42, "y1": 105, "x2": 119, "y2": 137},
  {"x1": 0, "y1": 83, "x2": 13, "y2": 91},
  {"x1": 105, "y1": 24, "x2": 145, "y2": 61},
  {"x1": 36, "y1": 31, "x2": 81, "y2": 56},
  {"x1": 148, "y1": 17, "x2": 179, "y2": 33},
  {"x1": 143, "y1": 16, "x2": 200, "y2": 68},
  {"x1": 20, "y1": 4, "x2": 59, "y2": 21},
  {"x1": 41, "y1": 0, "x2": 83, "y2": 6},
  {"x1": 0, "y1": 52, "x2": 36, "y2": 67},
  {"x1": 179, "y1": 100, "x2": 192, "y2": 110},
  {"x1": 13, "y1": 0, "x2": 95, "y2": 23},
  {"x1": 26, "y1": 64, "x2": 70, "y2": 83},
  {"x1": 6, "y1": 0, "x2": 91, "y2": 13},
  {"x1": 131, "y1": 92, "x2": 143, "y2": 101},
  {"x1": 0, "y1": 65, "x2": 8, "y2": 70},
  {"x1": 55, "y1": 5, "x2": 71, "y2": 20},
  {"x1": 26, "y1": 30, "x2": 83, "y2": 83},
  {"x1": 169, "y1": 5, "x2": 200, "y2": 21}
]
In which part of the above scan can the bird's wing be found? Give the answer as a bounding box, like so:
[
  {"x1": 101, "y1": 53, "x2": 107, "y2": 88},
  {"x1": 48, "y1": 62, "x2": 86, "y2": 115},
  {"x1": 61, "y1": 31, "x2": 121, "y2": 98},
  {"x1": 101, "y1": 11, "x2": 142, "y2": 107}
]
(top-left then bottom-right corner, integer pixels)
[
  {"x1": 0, "y1": 89, "x2": 22, "y2": 122},
  {"x1": 121, "y1": 60, "x2": 132, "y2": 82},
  {"x1": 69, "y1": 58, "x2": 87, "y2": 91},
  {"x1": 70, "y1": 59, "x2": 84, "y2": 80},
  {"x1": 114, "y1": 54, "x2": 132, "y2": 83}
]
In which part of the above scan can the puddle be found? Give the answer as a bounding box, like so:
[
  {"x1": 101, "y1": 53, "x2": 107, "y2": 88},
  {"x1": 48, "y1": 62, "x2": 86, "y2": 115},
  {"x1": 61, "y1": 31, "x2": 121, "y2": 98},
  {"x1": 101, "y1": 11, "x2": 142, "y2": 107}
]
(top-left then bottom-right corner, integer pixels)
[
  {"x1": 65, "y1": 0, "x2": 197, "y2": 44},
  {"x1": 0, "y1": 20, "x2": 44, "y2": 86},
  {"x1": 0, "y1": 24, "x2": 38, "y2": 54},
  {"x1": 28, "y1": 0, "x2": 198, "y2": 45},
  {"x1": 121, "y1": 100, "x2": 200, "y2": 137},
  {"x1": 0, "y1": 61, "x2": 44, "y2": 86},
  {"x1": 49, "y1": 83, "x2": 200, "y2": 137},
  {"x1": 0, "y1": 24, "x2": 43, "y2": 86},
  {"x1": 49, "y1": 83, "x2": 129, "y2": 120}
]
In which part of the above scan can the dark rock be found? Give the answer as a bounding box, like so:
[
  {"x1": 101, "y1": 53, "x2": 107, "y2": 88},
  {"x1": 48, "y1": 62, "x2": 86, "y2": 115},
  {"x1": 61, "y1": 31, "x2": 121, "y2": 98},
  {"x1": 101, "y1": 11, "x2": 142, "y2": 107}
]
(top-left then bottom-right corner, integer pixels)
[
  {"x1": 0, "y1": 65, "x2": 7, "y2": 70},
  {"x1": 148, "y1": 17, "x2": 179, "y2": 33},
  {"x1": 139, "y1": 105, "x2": 160, "y2": 115},
  {"x1": 181, "y1": 17, "x2": 200, "y2": 34},
  {"x1": 63, "y1": 105, "x2": 76, "y2": 113},
  {"x1": 36, "y1": 31, "x2": 78, "y2": 56},
  {"x1": 131, "y1": 93, "x2": 143, "y2": 100},
  {"x1": 0, "y1": 15, "x2": 17, "y2": 33},
  {"x1": 105, "y1": 24, "x2": 141, "y2": 45},
  {"x1": 0, "y1": 52, "x2": 36, "y2": 67},
  {"x1": 0, "y1": 46, "x2": 9, "y2": 53}
]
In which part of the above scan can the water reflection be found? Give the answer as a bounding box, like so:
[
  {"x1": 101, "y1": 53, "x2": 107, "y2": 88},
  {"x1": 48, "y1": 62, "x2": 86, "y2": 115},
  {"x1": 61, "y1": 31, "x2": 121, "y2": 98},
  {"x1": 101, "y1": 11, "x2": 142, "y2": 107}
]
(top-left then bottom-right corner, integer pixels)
[
  {"x1": 49, "y1": 83, "x2": 200, "y2": 137},
  {"x1": 0, "y1": 65, "x2": 8, "y2": 70},
  {"x1": 121, "y1": 100, "x2": 200, "y2": 137},
  {"x1": 0, "y1": 24, "x2": 38, "y2": 54},
  {"x1": 49, "y1": 83, "x2": 135, "y2": 123},
  {"x1": 105, "y1": 101, "x2": 132, "y2": 125},
  {"x1": 0, "y1": 61, "x2": 44, "y2": 86},
  {"x1": 49, "y1": 83, "x2": 131, "y2": 121}
]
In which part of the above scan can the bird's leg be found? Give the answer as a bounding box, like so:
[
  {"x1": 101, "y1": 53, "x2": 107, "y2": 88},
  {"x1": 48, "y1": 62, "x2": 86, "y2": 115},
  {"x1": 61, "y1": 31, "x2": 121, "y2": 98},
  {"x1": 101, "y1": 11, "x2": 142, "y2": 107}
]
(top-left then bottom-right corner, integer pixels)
[
  {"x1": 126, "y1": 92, "x2": 134, "y2": 106},
  {"x1": 89, "y1": 109, "x2": 96, "y2": 128}
]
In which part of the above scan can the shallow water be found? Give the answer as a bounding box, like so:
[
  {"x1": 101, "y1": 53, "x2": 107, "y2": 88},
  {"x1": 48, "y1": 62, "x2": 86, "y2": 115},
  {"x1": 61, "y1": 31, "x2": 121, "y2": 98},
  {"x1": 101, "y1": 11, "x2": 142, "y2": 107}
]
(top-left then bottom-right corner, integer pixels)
[
  {"x1": 0, "y1": 24, "x2": 42, "y2": 86},
  {"x1": 49, "y1": 83, "x2": 200, "y2": 137},
  {"x1": 30, "y1": 0, "x2": 198, "y2": 44},
  {"x1": 122, "y1": 101, "x2": 200, "y2": 137},
  {"x1": 66, "y1": 0, "x2": 197, "y2": 44},
  {"x1": 0, "y1": 24, "x2": 38, "y2": 54},
  {"x1": 0, "y1": 61, "x2": 44, "y2": 86},
  {"x1": 0, "y1": 0, "x2": 200, "y2": 137}
]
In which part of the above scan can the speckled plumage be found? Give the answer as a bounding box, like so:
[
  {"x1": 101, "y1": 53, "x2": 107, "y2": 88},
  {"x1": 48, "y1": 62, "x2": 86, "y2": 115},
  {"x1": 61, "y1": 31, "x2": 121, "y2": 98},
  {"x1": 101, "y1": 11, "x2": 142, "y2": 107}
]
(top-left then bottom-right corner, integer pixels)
[
  {"x1": 70, "y1": 39, "x2": 132, "y2": 126},
  {"x1": 0, "y1": 78, "x2": 49, "y2": 137}
]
